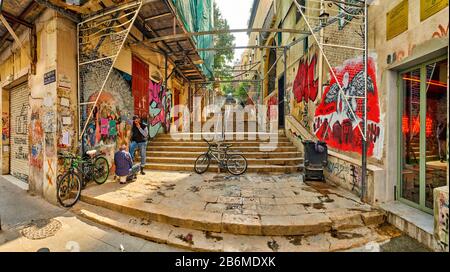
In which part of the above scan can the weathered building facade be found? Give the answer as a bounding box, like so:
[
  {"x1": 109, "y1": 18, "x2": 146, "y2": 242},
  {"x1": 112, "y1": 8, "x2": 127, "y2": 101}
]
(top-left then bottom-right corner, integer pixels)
[
  {"x1": 245, "y1": 0, "x2": 448, "y2": 251},
  {"x1": 0, "y1": 0, "x2": 212, "y2": 203}
]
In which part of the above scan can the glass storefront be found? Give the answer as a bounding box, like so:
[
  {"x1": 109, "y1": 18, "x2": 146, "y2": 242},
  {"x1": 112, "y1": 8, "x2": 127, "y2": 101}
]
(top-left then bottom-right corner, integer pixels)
[{"x1": 399, "y1": 57, "x2": 448, "y2": 213}]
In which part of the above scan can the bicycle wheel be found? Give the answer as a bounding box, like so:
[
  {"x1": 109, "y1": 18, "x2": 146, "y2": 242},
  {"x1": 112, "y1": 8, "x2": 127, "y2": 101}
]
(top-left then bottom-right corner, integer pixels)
[
  {"x1": 194, "y1": 153, "x2": 211, "y2": 174},
  {"x1": 226, "y1": 154, "x2": 248, "y2": 176},
  {"x1": 57, "y1": 172, "x2": 82, "y2": 207},
  {"x1": 93, "y1": 156, "x2": 109, "y2": 184}
]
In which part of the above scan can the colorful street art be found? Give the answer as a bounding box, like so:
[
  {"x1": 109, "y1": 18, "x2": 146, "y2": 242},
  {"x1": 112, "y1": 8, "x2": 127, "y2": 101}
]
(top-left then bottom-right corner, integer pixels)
[
  {"x1": 266, "y1": 95, "x2": 278, "y2": 121},
  {"x1": 30, "y1": 106, "x2": 44, "y2": 170},
  {"x1": 82, "y1": 68, "x2": 133, "y2": 168},
  {"x1": 313, "y1": 56, "x2": 384, "y2": 159},
  {"x1": 2, "y1": 112, "x2": 9, "y2": 142},
  {"x1": 148, "y1": 80, "x2": 172, "y2": 139},
  {"x1": 293, "y1": 52, "x2": 318, "y2": 103}
]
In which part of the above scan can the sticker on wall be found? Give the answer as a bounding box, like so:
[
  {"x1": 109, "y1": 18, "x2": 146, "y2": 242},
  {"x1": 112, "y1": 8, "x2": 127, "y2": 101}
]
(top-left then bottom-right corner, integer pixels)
[
  {"x1": 58, "y1": 74, "x2": 71, "y2": 89},
  {"x1": 62, "y1": 116, "x2": 72, "y2": 125},
  {"x1": 60, "y1": 97, "x2": 70, "y2": 108}
]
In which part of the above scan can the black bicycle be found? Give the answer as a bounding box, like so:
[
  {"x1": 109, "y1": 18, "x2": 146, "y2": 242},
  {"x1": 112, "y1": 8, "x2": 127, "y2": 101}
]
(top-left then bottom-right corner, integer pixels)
[
  {"x1": 194, "y1": 139, "x2": 247, "y2": 175},
  {"x1": 56, "y1": 150, "x2": 109, "y2": 207}
]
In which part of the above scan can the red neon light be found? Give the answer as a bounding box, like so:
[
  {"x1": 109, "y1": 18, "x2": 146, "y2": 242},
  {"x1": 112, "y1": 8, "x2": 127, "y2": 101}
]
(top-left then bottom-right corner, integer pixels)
[
  {"x1": 402, "y1": 115, "x2": 434, "y2": 136},
  {"x1": 402, "y1": 76, "x2": 448, "y2": 88}
]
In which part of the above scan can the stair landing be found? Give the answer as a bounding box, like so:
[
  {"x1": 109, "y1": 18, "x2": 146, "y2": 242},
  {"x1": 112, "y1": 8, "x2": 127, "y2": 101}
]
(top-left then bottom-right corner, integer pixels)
[{"x1": 75, "y1": 171, "x2": 393, "y2": 251}]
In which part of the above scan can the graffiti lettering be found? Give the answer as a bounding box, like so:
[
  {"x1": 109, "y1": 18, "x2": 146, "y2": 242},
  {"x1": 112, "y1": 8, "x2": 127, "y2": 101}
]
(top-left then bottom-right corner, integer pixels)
[
  {"x1": 326, "y1": 159, "x2": 361, "y2": 193},
  {"x1": 15, "y1": 104, "x2": 28, "y2": 135}
]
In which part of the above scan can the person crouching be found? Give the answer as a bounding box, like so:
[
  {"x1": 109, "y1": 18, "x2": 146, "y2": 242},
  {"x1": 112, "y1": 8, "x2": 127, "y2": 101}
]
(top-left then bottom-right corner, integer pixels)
[{"x1": 114, "y1": 143, "x2": 141, "y2": 184}]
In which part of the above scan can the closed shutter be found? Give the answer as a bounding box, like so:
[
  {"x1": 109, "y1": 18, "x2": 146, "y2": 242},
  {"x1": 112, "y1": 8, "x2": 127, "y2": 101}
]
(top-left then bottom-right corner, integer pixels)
[{"x1": 10, "y1": 83, "x2": 29, "y2": 182}]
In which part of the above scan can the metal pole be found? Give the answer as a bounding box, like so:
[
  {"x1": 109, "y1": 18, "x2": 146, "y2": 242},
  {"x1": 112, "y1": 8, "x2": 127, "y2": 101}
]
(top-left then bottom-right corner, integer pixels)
[
  {"x1": 283, "y1": 47, "x2": 287, "y2": 127},
  {"x1": 361, "y1": 1, "x2": 368, "y2": 202},
  {"x1": 77, "y1": 23, "x2": 84, "y2": 155}
]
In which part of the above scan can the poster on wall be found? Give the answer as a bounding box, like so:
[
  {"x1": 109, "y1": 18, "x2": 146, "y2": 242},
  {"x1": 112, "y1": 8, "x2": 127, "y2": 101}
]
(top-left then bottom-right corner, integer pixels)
[
  {"x1": 386, "y1": 0, "x2": 409, "y2": 40},
  {"x1": 420, "y1": 0, "x2": 448, "y2": 21}
]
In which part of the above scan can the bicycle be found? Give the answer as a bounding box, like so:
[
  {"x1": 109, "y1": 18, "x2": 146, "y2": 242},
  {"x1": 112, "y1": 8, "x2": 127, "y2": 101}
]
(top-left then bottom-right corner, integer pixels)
[
  {"x1": 194, "y1": 139, "x2": 247, "y2": 175},
  {"x1": 56, "y1": 150, "x2": 109, "y2": 207}
]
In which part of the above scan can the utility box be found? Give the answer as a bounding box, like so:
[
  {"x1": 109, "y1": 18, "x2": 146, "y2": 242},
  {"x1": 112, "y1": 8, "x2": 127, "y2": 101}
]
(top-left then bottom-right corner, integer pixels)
[{"x1": 302, "y1": 140, "x2": 328, "y2": 181}]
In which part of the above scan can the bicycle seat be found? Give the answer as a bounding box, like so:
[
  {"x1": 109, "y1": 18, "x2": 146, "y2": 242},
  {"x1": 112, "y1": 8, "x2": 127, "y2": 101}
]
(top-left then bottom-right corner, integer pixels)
[
  {"x1": 86, "y1": 150, "x2": 97, "y2": 156},
  {"x1": 221, "y1": 143, "x2": 233, "y2": 148}
]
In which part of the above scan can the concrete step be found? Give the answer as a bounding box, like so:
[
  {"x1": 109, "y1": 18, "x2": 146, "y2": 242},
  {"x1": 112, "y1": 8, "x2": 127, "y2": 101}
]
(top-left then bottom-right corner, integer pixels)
[
  {"x1": 147, "y1": 151, "x2": 303, "y2": 159},
  {"x1": 147, "y1": 146, "x2": 298, "y2": 152},
  {"x1": 144, "y1": 163, "x2": 304, "y2": 173},
  {"x1": 78, "y1": 191, "x2": 386, "y2": 237},
  {"x1": 146, "y1": 157, "x2": 304, "y2": 166},
  {"x1": 148, "y1": 141, "x2": 293, "y2": 147},
  {"x1": 73, "y1": 202, "x2": 394, "y2": 252},
  {"x1": 151, "y1": 136, "x2": 291, "y2": 141},
  {"x1": 154, "y1": 132, "x2": 284, "y2": 140}
]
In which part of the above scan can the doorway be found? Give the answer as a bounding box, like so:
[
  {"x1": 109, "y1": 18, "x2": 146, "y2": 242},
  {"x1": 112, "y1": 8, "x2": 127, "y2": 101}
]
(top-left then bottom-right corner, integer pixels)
[
  {"x1": 398, "y1": 56, "x2": 448, "y2": 213},
  {"x1": 278, "y1": 74, "x2": 285, "y2": 129},
  {"x1": 9, "y1": 83, "x2": 30, "y2": 182}
]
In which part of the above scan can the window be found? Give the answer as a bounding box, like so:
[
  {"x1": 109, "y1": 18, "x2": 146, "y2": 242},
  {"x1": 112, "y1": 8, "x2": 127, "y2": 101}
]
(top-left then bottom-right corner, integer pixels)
[
  {"x1": 277, "y1": 23, "x2": 282, "y2": 45},
  {"x1": 296, "y1": 0, "x2": 305, "y2": 23},
  {"x1": 303, "y1": 36, "x2": 308, "y2": 54}
]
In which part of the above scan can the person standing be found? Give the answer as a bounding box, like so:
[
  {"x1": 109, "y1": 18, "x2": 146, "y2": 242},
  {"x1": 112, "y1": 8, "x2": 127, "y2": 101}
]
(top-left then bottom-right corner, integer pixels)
[
  {"x1": 437, "y1": 121, "x2": 447, "y2": 163},
  {"x1": 129, "y1": 115, "x2": 148, "y2": 175}
]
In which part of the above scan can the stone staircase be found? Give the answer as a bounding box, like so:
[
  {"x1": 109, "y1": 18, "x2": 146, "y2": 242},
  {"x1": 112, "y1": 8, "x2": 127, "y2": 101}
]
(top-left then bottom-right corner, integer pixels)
[
  {"x1": 74, "y1": 174, "x2": 393, "y2": 252},
  {"x1": 144, "y1": 132, "x2": 304, "y2": 173}
]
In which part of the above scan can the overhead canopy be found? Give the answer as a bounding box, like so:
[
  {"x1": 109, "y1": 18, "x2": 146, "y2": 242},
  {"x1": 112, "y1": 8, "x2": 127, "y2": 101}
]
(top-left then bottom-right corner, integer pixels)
[
  {"x1": 0, "y1": 0, "x2": 45, "y2": 53},
  {"x1": 0, "y1": 0, "x2": 210, "y2": 82}
]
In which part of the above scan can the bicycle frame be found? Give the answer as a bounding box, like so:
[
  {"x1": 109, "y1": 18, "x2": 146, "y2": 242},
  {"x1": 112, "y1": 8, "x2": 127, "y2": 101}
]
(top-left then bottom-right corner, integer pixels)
[{"x1": 204, "y1": 140, "x2": 232, "y2": 168}]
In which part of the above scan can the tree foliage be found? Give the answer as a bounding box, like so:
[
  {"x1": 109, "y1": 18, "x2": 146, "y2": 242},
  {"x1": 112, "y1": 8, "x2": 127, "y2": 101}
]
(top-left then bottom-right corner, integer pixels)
[{"x1": 213, "y1": 1, "x2": 235, "y2": 80}]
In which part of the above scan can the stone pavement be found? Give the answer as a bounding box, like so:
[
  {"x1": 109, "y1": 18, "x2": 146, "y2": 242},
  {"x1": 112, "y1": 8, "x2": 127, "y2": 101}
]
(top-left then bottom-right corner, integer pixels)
[
  {"x1": 0, "y1": 176, "x2": 185, "y2": 252},
  {"x1": 74, "y1": 171, "x2": 402, "y2": 251}
]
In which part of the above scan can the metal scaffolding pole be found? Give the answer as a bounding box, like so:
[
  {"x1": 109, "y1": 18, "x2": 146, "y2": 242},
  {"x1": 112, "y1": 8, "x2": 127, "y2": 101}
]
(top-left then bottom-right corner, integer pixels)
[{"x1": 361, "y1": 0, "x2": 369, "y2": 202}]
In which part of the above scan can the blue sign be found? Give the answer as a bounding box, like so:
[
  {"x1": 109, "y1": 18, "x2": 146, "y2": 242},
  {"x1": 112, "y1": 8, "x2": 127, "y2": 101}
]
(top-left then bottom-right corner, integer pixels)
[{"x1": 44, "y1": 70, "x2": 56, "y2": 85}]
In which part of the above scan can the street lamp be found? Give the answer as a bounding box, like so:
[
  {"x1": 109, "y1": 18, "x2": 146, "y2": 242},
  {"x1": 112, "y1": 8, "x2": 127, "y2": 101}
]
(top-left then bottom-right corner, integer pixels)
[{"x1": 319, "y1": 12, "x2": 330, "y2": 28}]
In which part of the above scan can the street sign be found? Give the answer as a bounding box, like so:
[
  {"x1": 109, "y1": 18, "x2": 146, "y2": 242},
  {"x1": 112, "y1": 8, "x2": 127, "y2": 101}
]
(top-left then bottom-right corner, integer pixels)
[{"x1": 44, "y1": 70, "x2": 56, "y2": 85}]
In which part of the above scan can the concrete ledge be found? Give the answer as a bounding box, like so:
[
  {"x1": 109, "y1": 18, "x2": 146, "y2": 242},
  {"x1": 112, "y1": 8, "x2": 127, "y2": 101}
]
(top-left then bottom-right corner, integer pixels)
[{"x1": 380, "y1": 201, "x2": 441, "y2": 251}]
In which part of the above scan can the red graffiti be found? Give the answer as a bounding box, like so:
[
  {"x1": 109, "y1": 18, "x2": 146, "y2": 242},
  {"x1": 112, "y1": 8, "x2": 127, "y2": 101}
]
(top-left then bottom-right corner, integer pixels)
[
  {"x1": 314, "y1": 57, "x2": 381, "y2": 156},
  {"x1": 267, "y1": 96, "x2": 278, "y2": 121},
  {"x1": 432, "y1": 24, "x2": 449, "y2": 38},
  {"x1": 293, "y1": 54, "x2": 318, "y2": 103}
]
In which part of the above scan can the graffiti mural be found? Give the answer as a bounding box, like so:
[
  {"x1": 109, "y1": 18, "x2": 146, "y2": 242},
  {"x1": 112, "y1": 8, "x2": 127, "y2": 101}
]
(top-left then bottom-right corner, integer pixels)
[
  {"x1": 148, "y1": 81, "x2": 172, "y2": 139},
  {"x1": 293, "y1": 52, "x2": 318, "y2": 103},
  {"x1": 30, "y1": 106, "x2": 44, "y2": 170},
  {"x1": 2, "y1": 112, "x2": 9, "y2": 142},
  {"x1": 267, "y1": 95, "x2": 278, "y2": 121},
  {"x1": 313, "y1": 56, "x2": 384, "y2": 159},
  {"x1": 82, "y1": 68, "x2": 133, "y2": 167}
]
